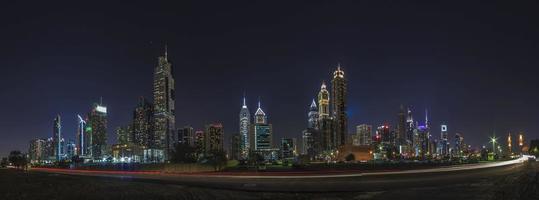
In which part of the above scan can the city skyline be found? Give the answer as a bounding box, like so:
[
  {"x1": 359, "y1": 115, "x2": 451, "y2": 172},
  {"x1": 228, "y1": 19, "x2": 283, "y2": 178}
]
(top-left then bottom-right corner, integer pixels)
[{"x1": 1, "y1": 1, "x2": 539, "y2": 158}]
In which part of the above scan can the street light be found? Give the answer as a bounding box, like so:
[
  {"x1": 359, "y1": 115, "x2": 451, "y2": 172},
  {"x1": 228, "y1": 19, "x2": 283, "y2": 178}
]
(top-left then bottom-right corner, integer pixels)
[{"x1": 489, "y1": 136, "x2": 498, "y2": 156}]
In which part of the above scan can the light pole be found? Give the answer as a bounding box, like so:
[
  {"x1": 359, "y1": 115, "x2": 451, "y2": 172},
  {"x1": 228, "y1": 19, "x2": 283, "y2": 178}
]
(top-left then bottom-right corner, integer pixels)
[{"x1": 489, "y1": 136, "x2": 498, "y2": 157}]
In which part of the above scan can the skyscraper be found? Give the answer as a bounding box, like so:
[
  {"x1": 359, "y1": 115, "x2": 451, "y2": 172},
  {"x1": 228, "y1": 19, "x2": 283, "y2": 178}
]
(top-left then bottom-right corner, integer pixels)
[
  {"x1": 331, "y1": 65, "x2": 347, "y2": 148},
  {"x1": 356, "y1": 124, "x2": 372, "y2": 146},
  {"x1": 205, "y1": 123, "x2": 224, "y2": 154},
  {"x1": 177, "y1": 126, "x2": 194, "y2": 146},
  {"x1": 318, "y1": 81, "x2": 335, "y2": 152},
  {"x1": 239, "y1": 96, "x2": 250, "y2": 159},
  {"x1": 397, "y1": 105, "x2": 406, "y2": 145},
  {"x1": 76, "y1": 114, "x2": 90, "y2": 157},
  {"x1": 53, "y1": 114, "x2": 62, "y2": 161},
  {"x1": 440, "y1": 124, "x2": 449, "y2": 156},
  {"x1": 229, "y1": 133, "x2": 241, "y2": 160},
  {"x1": 308, "y1": 99, "x2": 319, "y2": 129},
  {"x1": 302, "y1": 99, "x2": 319, "y2": 156},
  {"x1": 281, "y1": 138, "x2": 297, "y2": 159},
  {"x1": 116, "y1": 125, "x2": 132, "y2": 145},
  {"x1": 133, "y1": 96, "x2": 154, "y2": 148},
  {"x1": 153, "y1": 46, "x2": 176, "y2": 157},
  {"x1": 29, "y1": 138, "x2": 46, "y2": 164},
  {"x1": 88, "y1": 101, "x2": 108, "y2": 160},
  {"x1": 251, "y1": 101, "x2": 273, "y2": 150}
]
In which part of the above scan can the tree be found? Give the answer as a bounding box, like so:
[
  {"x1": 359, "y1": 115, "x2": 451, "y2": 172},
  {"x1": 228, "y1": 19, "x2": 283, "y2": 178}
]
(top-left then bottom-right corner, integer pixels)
[
  {"x1": 8, "y1": 151, "x2": 27, "y2": 169},
  {"x1": 207, "y1": 150, "x2": 227, "y2": 171},
  {"x1": 170, "y1": 144, "x2": 197, "y2": 163},
  {"x1": 1, "y1": 157, "x2": 8, "y2": 168},
  {"x1": 345, "y1": 153, "x2": 356, "y2": 162}
]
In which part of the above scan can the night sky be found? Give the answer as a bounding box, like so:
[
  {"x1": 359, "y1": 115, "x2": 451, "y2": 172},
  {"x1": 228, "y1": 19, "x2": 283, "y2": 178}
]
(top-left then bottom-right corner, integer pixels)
[{"x1": 1, "y1": 1, "x2": 538, "y2": 157}]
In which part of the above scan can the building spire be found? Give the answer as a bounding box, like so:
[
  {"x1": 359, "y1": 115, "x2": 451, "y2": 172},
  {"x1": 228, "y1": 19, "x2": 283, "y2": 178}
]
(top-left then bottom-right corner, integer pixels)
[
  {"x1": 242, "y1": 92, "x2": 247, "y2": 108},
  {"x1": 164, "y1": 44, "x2": 168, "y2": 60},
  {"x1": 425, "y1": 108, "x2": 428, "y2": 127}
]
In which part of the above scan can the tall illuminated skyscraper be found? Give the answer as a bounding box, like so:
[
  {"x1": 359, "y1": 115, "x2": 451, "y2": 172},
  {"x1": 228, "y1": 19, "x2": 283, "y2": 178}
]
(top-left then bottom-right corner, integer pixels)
[
  {"x1": 331, "y1": 64, "x2": 347, "y2": 147},
  {"x1": 133, "y1": 97, "x2": 153, "y2": 147},
  {"x1": 153, "y1": 46, "x2": 176, "y2": 156},
  {"x1": 302, "y1": 99, "x2": 319, "y2": 156},
  {"x1": 318, "y1": 81, "x2": 334, "y2": 151},
  {"x1": 88, "y1": 101, "x2": 107, "y2": 160},
  {"x1": 397, "y1": 105, "x2": 406, "y2": 145},
  {"x1": 205, "y1": 123, "x2": 224, "y2": 154},
  {"x1": 53, "y1": 114, "x2": 62, "y2": 161},
  {"x1": 239, "y1": 96, "x2": 250, "y2": 159},
  {"x1": 250, "y1": 101, "x2": 272, "y2": 150}
]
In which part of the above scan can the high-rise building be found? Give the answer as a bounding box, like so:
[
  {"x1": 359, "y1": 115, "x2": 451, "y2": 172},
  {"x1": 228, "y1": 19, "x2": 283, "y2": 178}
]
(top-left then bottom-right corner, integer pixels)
[
  {"x1": 29, "y1": 138, "x2": 46, "y2": 163},
  {"x1": 88, "y1": 101, "x2": 108, "y2": 160},
  {"x1": 281, "y1": 138, "x2": 297, "y2": 159},
  {"x1": 318, "y1": 81, "x2": 335, "y2": 152},
  {"x1": 153, "y1": 46, "x2": 176, "y2": 156},
  {"x1": 331, "y1": 65, "x2": 347, "y2": 148},
  {"x1": 205, "y1": 123, "x2": 224, "y2": 154},
  {"x1": 302, "y1": 99, "x2": 319, "y2": 156},
  {"x1": 116, "y1": 125, "x2": 132, "y2": 145},
  {"x1": 416, "y1": 125, "x2": 430, "y2": 159},
  {"x1": 53, "y1": 115, "x2": 62, "y2": 161},
  {"x1": 397, "y1": 105, "x2": 406, "y2": 145},
  {"x1": 239, "y1": 96, "x2": 250, "y2": 159},
  {"x1": 177, "y1": 126, "x2": 194, "y2": 146},
  {"x1": 251, "y1": 101, "x2": 273, "y2": 151},
  {"x1": 356, "y1": 124, "x2": 372, "y2": 146},
  {"x1": 65, "y1": 140, "x2": 76, "y2": 159},
  {"x1": 133, "y1": 96, "x2": 154, "y2": 148},
  {"x1": 76, "y1": 114, "x2": 90, "y2": 157},
  {"x1": 308, "y1": 99, "x2": 319, "y2": 129},
  {"x1": 440, "y1": 124, "x2": 449, "y2": 156},
  {"x1": 453, "y1": 133, "x2": 464, "y2": 157},
  {"x1": 194, "y1": 130, "x2": 205, "y2": 157},
  {"x1": 229, "y1": 133, "x2": 241, "y2": 160}
]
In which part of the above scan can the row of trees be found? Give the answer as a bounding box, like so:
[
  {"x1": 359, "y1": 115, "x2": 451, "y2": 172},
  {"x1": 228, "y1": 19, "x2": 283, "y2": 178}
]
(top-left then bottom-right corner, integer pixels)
[{"x1": 169, "y1": 144, "x2": 227, "y2": 171}]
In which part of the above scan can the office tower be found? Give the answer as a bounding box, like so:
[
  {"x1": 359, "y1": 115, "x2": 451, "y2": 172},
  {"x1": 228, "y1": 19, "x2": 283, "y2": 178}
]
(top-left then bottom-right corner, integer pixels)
[
  {"x1": 251, "y1": 101, "x2": 273, "y2": 150},
  {"x1": 378, "y1": 124, "x2": 391, "y2": 144},
  {"x1": 153, "y1": 46, "x2": 176, "y2": 156},
  {"x1": 239, "y1": 96, "x2": 250, "y2": 159},
  {"x1": 356, "y1": 124, "x2": 372, "y2": 145},
  {"x1": 205, "y1": 123, "x2": 224, "y2": 154},
  {"x1": 416, "y1": 125, "x2": 429, "y2": 159},
  {"x1": 440, "y1": 124, "x2": 449, "y2": 156},
  {"x1": 281, "y1": 138, "x2": 297, "y2": 159},
  {"x1": 65, "y1": 140, "x2": 76, "y2": 159},
  {"x1": 454, "y1": 133, "x2": 463, "y2": 157},
  {"x1": 53, "y1": 115, "x2": 62, "y2": 161},
  {"x1": 88, "y1": 101, "x2": 108, "y2": 160},
  {"x1": 76, "y1": 114, "x2": 90, "y2": 157},
  {"x1": 331, "y1": 65, "x2": 347, "y2": 147},
  {"x1": 308, "y1": 99, "x2": 319, "y2": 129},
  {"x1": 397, "y1": 105, "x2": 406, "y2": 145},
  {"x1": 29, "y1": 138, "x2": 46, "y2": 163},
  {"x1": 302, "y1": 99, "x2": 319, "y2": 156},
  {"x1": 194, "y1": 130, "x2": 205, "y2": 157},
  {"x1": 177, "y1": 126, "x2": 194, "y2": 146},
  {"x1": 116, "y1": 125, "x2": 132, "y2": 145},
  {"x1": 229, "y1": 133, "x2": 241, "y2": 160},
  {"x1": 133, "y1": 96, "x2": 154, "y2": 147},
  {"x1": 318, "y1": 81, "x2": 335, "y2": 152},
  {"x1": 406, "y1": 107, "x2": 416, "y2": 148}
]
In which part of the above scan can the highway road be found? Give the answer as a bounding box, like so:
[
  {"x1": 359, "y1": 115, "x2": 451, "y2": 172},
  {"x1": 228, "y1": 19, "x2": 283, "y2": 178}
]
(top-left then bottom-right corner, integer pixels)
[{"x1": 31, "y1": 156, "x2": 534, "y2": 193}]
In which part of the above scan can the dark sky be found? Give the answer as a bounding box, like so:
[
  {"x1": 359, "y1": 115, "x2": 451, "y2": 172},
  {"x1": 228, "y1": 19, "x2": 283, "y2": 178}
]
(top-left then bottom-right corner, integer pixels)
[{"x1": 1, "y1": 1, "x2": 538, "y2": 157}]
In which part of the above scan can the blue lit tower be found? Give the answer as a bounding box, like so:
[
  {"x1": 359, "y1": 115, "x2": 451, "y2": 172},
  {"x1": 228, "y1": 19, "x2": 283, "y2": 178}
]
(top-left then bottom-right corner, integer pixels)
[
  {"x1": 239, "y1": 95, "x2": 250, "y2": 159},
  {"x1": 76, "y1": 114, "x2": 86, "y2": 156},
  {"x1": 308, "y1": 99, "x2": 319, "y2": 129},
  {"x1": 53, "y1": 114, "x2": 62, "y2": 161},
  {"x1": 302, "y1": 99, "x2": 319, "y2": 157},
  {"x1": 153, "y1": 46, "x2": 176, "y2": 157}
]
